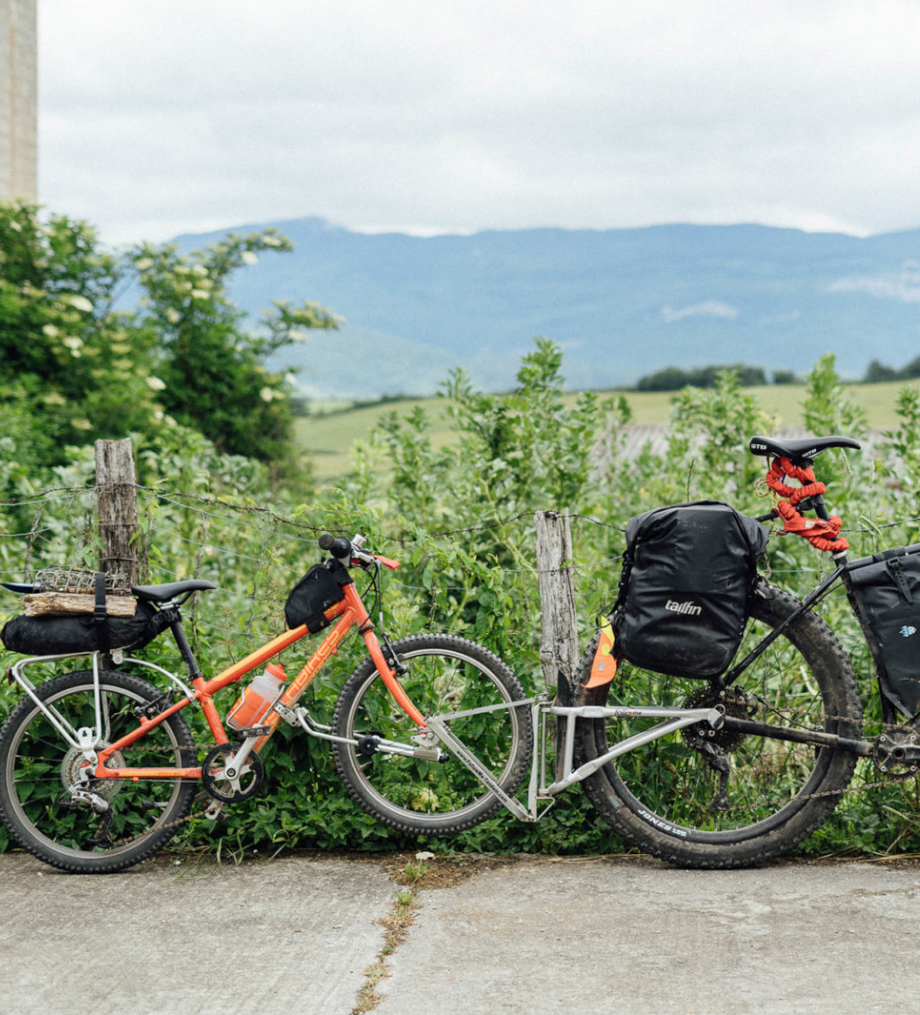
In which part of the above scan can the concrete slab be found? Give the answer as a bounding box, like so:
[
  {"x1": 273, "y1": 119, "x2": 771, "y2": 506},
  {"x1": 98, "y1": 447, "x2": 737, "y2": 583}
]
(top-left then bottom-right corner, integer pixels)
[
  {"x1": 0, "y1": 852, "x2": 395, "y2": 1015},
  {"x1": 376, "y1": 856, "x2": 920, "y2": 1015}
]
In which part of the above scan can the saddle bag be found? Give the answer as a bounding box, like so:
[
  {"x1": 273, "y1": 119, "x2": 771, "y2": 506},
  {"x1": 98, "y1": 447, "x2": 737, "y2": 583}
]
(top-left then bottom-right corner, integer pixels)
[
  {"x1": 1, "y1": 569, "x2": 168, "y2": 657},
  {"x1": 614, "y1": 501, "x2": 769, "y2": 680},
  {"x1": 284, "y1": 561, "x2": 353, "y2": 633},
  {"x1": 848, "y1": 546, "x2": 920, "y2": 717}
]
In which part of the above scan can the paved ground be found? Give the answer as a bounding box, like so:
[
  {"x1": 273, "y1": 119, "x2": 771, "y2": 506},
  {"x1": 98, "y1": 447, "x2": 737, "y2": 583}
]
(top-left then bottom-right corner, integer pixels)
[{"x1": 2, "y1": 851, "x2": 919, "y2": 1015}]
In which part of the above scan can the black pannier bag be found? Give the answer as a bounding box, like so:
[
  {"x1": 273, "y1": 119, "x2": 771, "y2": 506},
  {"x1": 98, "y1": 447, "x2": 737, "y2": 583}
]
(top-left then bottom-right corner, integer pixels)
[
  {"x1": 848, "y1": 546, "x2": 920, "y2": 717},
  {"x1": 614, "y1": 501, "x2": 770, "y2": 680},
  {"x1": 284, "y1": 561, "x2": 353, "y2": 633},
  {"x1": 1, "y1": 599, "x2": 168, "y2": 657}
]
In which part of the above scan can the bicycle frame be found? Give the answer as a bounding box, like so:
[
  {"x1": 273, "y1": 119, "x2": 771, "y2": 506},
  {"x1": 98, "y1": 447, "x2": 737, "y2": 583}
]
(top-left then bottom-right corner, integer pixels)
[
  {"x1": 8, "y1": 590, "x2": 734, "y2": 823},
  {"x1": 8, "y1": 581, "x2": 429, "y2": 784},
  {"x1": 489, "y1": 698, "x2": 728, "y2": 822}
]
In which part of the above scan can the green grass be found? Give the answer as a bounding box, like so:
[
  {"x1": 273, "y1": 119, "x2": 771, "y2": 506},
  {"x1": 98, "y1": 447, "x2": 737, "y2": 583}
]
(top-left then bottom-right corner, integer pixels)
[
  {"x1": 296, "y1": 397, "x2": 452, "y2": 483},
  {"x1": 296, "y1": 381, "x2": 917, "y2": 483}
]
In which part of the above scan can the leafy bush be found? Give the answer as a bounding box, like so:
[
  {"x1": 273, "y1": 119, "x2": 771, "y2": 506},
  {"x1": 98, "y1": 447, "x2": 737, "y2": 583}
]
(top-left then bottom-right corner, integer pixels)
[
  {"x1": 0, "y1": 201, "x2": 338, "y2": 478},
  {"x1": 5, "y1": 332, "x2": 920, "y2": 860}
]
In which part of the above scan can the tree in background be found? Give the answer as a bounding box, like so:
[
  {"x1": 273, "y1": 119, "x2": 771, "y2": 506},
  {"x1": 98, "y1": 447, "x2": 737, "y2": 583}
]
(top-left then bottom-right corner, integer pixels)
[
  {"x1": 864, "y1": 356, "x2": 920, "y2": 384},
  {"x1": 0, "y1": 203, "x2": 160, "y2": 461},
  {"x1": 130, "y1": 232, "x2": 338, "y2": 470},
  {"x1": 636, "y1": 363, "x2": 767, "y2": 391},
  {"x1": 0, "y1": 201, "x2": 338, "y2": 478}
]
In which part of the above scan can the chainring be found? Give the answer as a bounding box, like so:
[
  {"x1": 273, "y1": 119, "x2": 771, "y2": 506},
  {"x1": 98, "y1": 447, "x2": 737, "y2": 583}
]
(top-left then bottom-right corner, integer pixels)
[
  {"x1": 201, "y1": 743, "x2": 264, "y2": 803},
  {"x1": 681, "y1": 685, "x2": 754, "y2": 753}
]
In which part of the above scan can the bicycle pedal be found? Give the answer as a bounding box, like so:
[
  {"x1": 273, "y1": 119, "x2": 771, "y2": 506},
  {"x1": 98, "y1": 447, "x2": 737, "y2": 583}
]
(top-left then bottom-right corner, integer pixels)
[{"x1": 237, "y1": 725, "x2": 271, "y2": 738}]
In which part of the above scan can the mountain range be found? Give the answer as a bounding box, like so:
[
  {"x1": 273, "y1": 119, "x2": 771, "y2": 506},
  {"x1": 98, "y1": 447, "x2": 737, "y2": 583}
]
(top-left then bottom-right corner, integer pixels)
[{"x1": 175, "y1": 218, "x2": 920, "y2": 399}]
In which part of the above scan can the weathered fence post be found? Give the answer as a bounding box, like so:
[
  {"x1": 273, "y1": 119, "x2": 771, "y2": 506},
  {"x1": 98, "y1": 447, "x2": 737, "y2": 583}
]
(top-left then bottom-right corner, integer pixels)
[
  {"x1": 95, "y1": 438, "x2": 142, "y2": 585},
  {"x1": 533, "y1": 509, "x2": 580, "y2": 692}
]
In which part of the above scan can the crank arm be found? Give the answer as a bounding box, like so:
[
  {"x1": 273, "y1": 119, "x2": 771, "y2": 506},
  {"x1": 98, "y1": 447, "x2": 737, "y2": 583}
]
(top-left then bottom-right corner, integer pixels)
[{"x1": 721, "y1": 717, "x2": 874, "y2": 757}]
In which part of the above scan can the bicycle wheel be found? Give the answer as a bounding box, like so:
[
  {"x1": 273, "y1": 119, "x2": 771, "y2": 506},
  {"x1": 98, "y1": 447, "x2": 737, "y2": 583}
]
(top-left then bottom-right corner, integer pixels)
[
  {"x1": 331, "y1": 634, "x2": 533, "y2": 834},
  {"x1": 0, "y1": 669, "x2": 198, "y2": 873},
  {"x1": 575, "y1": 583, "x2": 862, "y2": 868}
]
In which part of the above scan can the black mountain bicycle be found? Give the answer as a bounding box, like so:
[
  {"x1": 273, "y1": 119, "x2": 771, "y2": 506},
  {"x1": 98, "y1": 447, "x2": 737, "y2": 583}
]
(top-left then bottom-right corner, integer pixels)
[{"x1": 571, "y1": 433, "x2": 920, "y2": 868}]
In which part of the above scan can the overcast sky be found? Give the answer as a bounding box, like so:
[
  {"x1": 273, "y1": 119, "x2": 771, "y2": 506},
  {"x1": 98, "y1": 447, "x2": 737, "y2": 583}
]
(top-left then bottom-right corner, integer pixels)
[{"x1": 37, "y1": 0, "x2": 920, "y2": 247}]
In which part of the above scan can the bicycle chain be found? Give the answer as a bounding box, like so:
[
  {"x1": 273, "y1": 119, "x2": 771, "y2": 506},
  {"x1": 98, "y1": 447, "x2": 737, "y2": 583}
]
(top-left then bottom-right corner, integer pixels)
[
  {"x1": 109, "y1": 797, "x2": 222, "y2": 849},
  {"x1": 85, "y1": 743, "x2": 229, "y2": 849},
  {"x1": 683, "y1": 692, "x2": 912, "y2": 811}
]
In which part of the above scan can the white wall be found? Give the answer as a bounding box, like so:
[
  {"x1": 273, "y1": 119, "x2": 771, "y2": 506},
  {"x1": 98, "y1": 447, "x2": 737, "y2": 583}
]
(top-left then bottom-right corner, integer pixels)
[{"x1": 1, "y1": 0, "x2": 38, "y2": 201}]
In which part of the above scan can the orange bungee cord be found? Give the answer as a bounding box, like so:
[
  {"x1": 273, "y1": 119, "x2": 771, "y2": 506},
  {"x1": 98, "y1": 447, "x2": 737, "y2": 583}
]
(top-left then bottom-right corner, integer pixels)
[{"x1": 763, "y1": 456, "x2": 849, "y2": 553}]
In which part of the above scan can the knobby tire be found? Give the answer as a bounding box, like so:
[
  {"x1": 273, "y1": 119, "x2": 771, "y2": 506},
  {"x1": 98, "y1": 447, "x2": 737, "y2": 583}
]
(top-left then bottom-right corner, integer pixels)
[
  {"x1": 574, "y1": 584, "x2": 862, "y2": 868},
  {"x1": 0, "y1": 669, "x2": 197, "y2": 873},
  {"x1": 331, "y1": 634, "x2": 533, "y2": 834}
]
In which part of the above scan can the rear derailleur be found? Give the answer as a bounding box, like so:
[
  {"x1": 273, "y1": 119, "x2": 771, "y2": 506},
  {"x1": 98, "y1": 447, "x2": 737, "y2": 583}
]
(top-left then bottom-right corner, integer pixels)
[{"x1": 681, "y1": 686, "x2": 756, "y2": 814}]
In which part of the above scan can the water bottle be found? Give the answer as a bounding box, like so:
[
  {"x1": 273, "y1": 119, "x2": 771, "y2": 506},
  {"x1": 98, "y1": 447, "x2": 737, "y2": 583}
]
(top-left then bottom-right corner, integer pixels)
[{"x1": 227, "y1": 662, "x2": 287, "y2": 731}]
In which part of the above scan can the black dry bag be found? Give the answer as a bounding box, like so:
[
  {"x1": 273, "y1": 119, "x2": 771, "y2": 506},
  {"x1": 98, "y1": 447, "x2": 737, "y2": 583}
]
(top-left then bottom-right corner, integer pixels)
[
  {"x1": 614, "y1": 501, "x2": 769, "y2": 680},
  {"x1": 1, "y1": 600, "x2": 167, "y2": 656},
  {"x1": 848, "y1": 545, "x2": 920, "y2": 717},
  {"x1": 284, "y1": 562, "x2": 353, "y2": 633}
]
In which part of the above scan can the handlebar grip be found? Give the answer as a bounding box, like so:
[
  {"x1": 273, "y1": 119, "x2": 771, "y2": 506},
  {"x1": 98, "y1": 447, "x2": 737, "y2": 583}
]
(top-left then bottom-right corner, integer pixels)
[{"x1": 319, "y1": 533, "x2": 352, "y2": 558}]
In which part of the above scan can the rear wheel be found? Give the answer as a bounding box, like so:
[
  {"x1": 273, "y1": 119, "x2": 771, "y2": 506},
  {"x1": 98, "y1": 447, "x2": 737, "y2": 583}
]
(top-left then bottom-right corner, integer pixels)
[
  {"x1": 575, "y1": 585, "x2": 862, "y2": 868},
  {"x1": 332, "y1": 634, "x2": 533, "y2": 834},
  {"x1": 0, "y1": 669, "x2": 197, "y2": 873}
]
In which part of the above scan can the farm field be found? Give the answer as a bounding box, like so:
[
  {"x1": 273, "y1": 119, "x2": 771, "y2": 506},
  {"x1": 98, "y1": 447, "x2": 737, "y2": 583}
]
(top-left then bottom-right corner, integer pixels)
[{"x1": 296, "y1": 381, "x2": 914, "y2": 483}]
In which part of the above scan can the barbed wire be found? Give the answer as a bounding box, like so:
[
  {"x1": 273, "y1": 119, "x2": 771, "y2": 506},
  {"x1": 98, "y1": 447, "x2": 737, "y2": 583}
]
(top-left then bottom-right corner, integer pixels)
[
  {"x1": 6, "y1": 479, "x2": 920, "y2": 600},
  {"x1": 0, "y1": 485, "x2": 94, "y2": 508}
]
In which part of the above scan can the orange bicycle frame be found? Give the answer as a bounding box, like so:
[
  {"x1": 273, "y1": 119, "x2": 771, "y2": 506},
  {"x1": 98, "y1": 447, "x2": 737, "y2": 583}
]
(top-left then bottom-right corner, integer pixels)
[{"x1": 90, "y1": 581, "x2": 426, "y2": 782}]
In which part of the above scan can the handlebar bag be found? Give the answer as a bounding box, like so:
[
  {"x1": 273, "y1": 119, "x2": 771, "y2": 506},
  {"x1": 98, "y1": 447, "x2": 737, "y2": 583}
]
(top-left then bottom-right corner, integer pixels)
[
  {"x1": 848, "y1": 548, "x2": 920, "y2": 717},
  {"x1": 284, "y1": 561, "x2": 353, "y2": 633},
  {"x1": 614, "y1": 501, "x2": 769, "y2": 680},
  {"x1": 1, "y1": 599, "x2": 167, "y2": 656}
]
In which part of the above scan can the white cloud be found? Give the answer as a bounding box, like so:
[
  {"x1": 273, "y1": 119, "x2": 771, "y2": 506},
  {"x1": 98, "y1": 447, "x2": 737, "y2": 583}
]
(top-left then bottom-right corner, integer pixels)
[
  {"x1": 828, "y1": 267, "x2": 920, "y2": 303},
  {"x1": 661, "y1": 302, "x2": 739, "y2": 324},
  {"x1": 35, "y1": 0, "x2": 920, "y2": 245}
]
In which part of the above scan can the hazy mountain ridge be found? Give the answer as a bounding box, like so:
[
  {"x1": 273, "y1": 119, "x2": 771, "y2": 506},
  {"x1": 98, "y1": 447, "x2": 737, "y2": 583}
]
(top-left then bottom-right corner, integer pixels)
[{"x1": 174, "y1": 218, "x2": 920, "y2": 397}]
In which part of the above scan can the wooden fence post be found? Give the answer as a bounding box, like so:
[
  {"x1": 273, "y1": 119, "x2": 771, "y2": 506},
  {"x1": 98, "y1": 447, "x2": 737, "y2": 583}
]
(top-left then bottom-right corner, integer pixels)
[
  {"x1": 533, "y1": 509, "x2": 580, "y2": 692},
  {"x1": 95, "y1": 438, "x2": 142, "y2": 585}
]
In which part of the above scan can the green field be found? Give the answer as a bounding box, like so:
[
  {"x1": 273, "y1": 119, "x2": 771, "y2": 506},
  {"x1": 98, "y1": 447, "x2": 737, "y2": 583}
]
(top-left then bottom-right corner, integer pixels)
[{"x1": 296, "y1": 381, "x2": 913, "y2": 483}]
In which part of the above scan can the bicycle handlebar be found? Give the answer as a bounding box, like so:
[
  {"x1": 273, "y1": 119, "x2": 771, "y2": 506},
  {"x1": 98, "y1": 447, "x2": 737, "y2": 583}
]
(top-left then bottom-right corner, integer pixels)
[
  {"x1": 319, "y1": 533, "x2": 400, "y2": 571},
  {"x1": 319, "y1": 533, "x2": 352, "y2": 558}
]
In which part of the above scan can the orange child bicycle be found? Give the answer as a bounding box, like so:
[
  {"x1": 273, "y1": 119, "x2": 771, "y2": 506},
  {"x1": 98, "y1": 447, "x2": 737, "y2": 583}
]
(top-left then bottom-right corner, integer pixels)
[{"x1": 0, "y1": 534, "x2": 533, "y2": 873}]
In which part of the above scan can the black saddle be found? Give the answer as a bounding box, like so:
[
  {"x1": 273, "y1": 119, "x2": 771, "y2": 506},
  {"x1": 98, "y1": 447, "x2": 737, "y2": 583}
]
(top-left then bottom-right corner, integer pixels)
[
  {"x1": 748, "y1": 435, "x2": 861, "y2": 466},
  {"x1": 131, "y1": 579, "x2": 217, "y2": 603}
]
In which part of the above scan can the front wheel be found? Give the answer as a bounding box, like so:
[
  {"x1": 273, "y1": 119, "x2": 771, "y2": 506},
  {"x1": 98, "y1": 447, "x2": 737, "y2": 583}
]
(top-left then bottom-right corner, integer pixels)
[
  {"x1": 575, "y1": 585, "x2": 863, "y2": 868},
  {"x1": 0, "y1": 669, "x2": 198, "y2": 873},
  {"x1": 331, "y1": 634, "x2": 533, "y2": 834}
]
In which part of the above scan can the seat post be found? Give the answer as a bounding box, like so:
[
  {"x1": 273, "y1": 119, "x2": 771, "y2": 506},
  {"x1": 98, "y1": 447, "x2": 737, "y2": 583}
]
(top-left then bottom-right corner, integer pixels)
[{"x1": 164, "y1": 608, "x2": 203, "y2": 681}]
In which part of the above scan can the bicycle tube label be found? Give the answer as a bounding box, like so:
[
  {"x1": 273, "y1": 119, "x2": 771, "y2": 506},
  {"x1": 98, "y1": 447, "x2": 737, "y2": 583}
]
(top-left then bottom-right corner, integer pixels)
[{"x1": 586, "y1": 618, "x2": 617, "y2": 688}]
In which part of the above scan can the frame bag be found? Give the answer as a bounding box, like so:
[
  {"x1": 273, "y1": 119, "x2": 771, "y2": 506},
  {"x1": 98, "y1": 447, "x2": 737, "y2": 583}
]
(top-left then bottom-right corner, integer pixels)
[
  {"x1": 614, "y1": 501, "x2": 769, "y2": 680},
  {"x1": 284, "y1": 562, "x2": 353, "y2": 633},
  {"x1": 848, "y1": 547, "x2": 920, "y2": 717}
]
